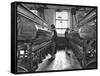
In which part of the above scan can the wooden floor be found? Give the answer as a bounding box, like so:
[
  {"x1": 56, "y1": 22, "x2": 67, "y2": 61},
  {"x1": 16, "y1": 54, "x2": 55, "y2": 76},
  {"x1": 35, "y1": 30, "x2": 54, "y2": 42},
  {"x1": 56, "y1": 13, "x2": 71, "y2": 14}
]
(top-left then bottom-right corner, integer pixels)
[{"x1": 36, "y1": 50, "x2": 82, "y2": 72}]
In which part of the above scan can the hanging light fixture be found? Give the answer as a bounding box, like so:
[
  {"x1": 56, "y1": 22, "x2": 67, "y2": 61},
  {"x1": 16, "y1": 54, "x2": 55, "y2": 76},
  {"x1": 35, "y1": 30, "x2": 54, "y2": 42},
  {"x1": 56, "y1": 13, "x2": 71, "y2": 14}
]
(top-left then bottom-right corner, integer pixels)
[{"x1": 58, "y1": 16, "x2": 62, "y2": 19}]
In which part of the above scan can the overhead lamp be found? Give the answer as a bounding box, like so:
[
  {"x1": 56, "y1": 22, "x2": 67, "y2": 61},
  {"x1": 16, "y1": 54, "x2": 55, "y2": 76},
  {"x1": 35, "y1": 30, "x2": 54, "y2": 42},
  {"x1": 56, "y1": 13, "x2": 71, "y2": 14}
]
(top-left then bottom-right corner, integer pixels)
[{"x1": 58, "y1": 16, "x2": 62, "y2": 19}]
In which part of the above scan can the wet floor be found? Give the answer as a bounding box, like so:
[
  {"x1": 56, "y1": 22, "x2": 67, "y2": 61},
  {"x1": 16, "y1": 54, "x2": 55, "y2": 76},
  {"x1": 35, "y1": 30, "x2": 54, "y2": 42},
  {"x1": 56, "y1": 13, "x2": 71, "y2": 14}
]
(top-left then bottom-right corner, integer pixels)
[{"x1": 36, "y1": 50, "x2": 82, "y2": 71}]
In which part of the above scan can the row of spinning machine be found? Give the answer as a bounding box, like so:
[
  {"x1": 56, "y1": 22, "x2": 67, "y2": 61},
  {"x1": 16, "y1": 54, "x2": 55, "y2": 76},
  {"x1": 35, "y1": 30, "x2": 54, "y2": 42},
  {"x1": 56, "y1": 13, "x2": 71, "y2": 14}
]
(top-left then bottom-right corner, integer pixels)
[
  {"x1": 68, "y1": 7, "x2": 97, "y2": 69},
  {"x1": 17, "y1": 4, "x2": 54, "y2": 72}
]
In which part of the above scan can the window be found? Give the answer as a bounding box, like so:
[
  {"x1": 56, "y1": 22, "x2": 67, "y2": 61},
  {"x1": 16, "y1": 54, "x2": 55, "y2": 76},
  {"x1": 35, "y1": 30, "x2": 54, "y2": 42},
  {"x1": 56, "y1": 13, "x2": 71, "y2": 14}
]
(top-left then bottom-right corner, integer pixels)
[{"x1": 56, "y1": 11, "x2": 70, "y2": 36}]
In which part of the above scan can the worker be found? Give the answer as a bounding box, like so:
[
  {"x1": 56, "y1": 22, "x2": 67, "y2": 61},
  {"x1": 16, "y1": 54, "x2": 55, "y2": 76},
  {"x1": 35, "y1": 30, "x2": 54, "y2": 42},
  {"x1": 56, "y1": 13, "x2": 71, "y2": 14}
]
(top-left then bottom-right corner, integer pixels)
[
  {"x1": 49, "y1": 24, "x2": 57, "y2": 60},
  {"x1": 64, "y1": 28, "x2": 71, "y2": 56},
  {"x1": 64, "y1": 28, "x2": 70, "y2": 50}
]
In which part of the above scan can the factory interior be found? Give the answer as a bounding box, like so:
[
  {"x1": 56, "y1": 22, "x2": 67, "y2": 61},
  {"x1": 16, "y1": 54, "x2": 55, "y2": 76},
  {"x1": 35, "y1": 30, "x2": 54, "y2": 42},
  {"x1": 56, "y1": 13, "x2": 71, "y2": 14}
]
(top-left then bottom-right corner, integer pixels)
[{"x1": 17, "y1": 3, "x2": 97, "y2": 73}]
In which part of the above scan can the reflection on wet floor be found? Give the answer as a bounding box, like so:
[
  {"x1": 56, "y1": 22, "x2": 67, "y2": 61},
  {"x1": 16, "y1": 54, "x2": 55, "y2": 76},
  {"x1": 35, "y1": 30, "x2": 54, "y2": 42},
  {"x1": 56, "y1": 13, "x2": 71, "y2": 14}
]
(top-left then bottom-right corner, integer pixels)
[{"x1": 36, "y1": 50, "x2": 82, "y2": 71}]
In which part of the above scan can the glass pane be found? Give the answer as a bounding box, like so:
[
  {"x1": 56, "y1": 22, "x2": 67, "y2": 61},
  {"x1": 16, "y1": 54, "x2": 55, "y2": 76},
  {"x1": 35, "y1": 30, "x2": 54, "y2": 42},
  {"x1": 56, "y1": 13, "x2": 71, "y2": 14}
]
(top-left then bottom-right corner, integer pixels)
[
  {"x1": 62, "y1": 21, "x2": 70, "y2": 28},
  {"x1": 61, "y1": 12, "x2": 68, "y2": 19},
  {"x1": 56, "y1": 20, "x2": 69, "y2": 28},
  {"x1": 56, "y1": 20, "x2": 62, "y2": 28},
  {"x1": 56, "y1": 12, "x2": 62, "y2": 19},
  {"x1": 61, "y1": 21, "x2": 68, "y2": 28},
  {"x1": 56, "y1": 29, "x2": 66, "y2": 34},
  {"x1": 56, "y1": 11, "x2": 68, "y2": 19}
]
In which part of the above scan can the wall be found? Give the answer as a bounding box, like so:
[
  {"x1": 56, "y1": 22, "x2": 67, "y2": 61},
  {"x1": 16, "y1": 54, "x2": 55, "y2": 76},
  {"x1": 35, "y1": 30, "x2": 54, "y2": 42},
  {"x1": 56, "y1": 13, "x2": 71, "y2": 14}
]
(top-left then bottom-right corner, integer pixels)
[{"x1": 44, "y1": 9, "x2": 56, "y2": 28}]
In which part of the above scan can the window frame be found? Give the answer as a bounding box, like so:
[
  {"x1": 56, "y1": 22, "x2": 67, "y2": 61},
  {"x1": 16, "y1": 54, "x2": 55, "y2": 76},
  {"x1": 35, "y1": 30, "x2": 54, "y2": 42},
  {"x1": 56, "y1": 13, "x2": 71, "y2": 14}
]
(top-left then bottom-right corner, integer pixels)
[{"x1": 55, "y1": 10, "x2": 70, "y2": 35}]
